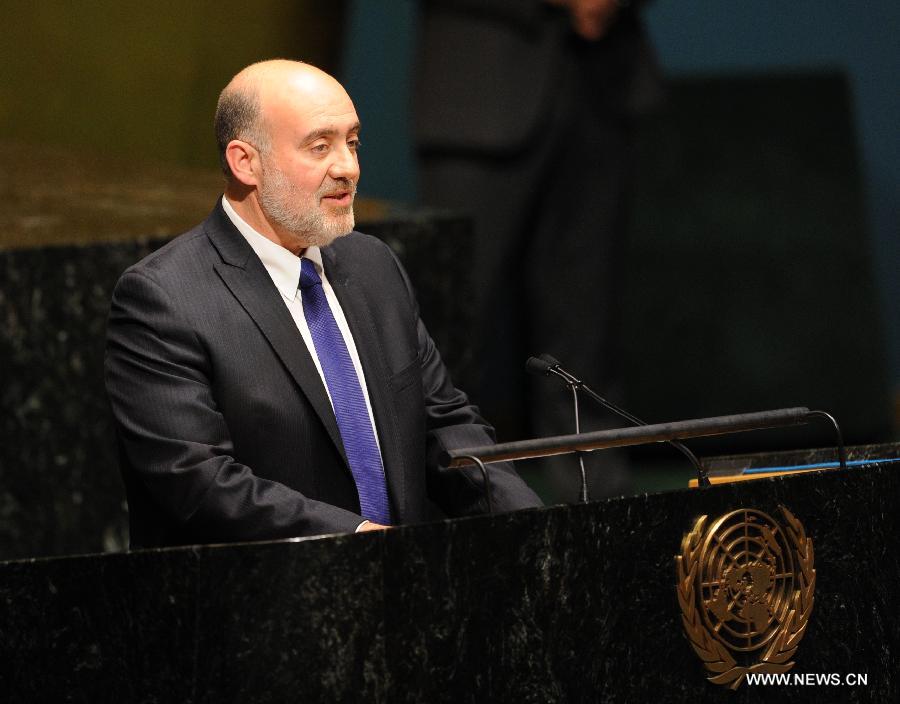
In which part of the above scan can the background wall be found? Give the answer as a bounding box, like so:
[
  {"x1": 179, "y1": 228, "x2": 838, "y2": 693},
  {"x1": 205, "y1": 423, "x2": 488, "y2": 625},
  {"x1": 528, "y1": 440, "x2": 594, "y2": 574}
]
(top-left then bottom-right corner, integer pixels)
[
  {"x1": 342, "y1": 0, "x2": 900, "y2": 407},
  {"x1": 0, "y1": 0, "x2": 345, "y2": 173},
  {"x1": 342, "y1": 1, "x2": 419, "y2": 204},
  {"x1": 643, "y1": 0, "x2": 900, "y2": 429}
]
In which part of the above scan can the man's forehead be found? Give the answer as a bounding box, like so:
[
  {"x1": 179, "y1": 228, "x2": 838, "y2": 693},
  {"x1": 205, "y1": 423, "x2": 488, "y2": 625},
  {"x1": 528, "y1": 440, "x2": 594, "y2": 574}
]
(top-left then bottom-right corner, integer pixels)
[{"x1": 275, "y1": 104, "x2": 360, "y2": 141}]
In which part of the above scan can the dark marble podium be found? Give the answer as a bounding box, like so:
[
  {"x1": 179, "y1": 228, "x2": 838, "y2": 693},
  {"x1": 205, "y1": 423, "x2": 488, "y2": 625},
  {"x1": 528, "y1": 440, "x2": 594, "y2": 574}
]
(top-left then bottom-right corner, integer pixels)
[{"x1": 1, "y1": 453, "x2": 896, "y2": 703}]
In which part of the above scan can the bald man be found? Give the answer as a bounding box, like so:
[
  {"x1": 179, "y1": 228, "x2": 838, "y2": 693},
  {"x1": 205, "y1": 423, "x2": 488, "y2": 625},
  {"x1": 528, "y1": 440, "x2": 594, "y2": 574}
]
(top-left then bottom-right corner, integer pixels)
[{"x1": 104, "y1": 60, "x2": 541, "y2": 548}]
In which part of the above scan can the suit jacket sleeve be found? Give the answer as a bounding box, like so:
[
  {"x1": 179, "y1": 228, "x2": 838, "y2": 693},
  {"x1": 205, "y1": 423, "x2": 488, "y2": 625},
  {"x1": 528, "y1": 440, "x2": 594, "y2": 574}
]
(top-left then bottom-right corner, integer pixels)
[
  {"x1": 105, "y1": 268, "x2": 365, "y2": 543},
  {"x1": 386, "y1": 250, "x2": 544, "y2": 516}
]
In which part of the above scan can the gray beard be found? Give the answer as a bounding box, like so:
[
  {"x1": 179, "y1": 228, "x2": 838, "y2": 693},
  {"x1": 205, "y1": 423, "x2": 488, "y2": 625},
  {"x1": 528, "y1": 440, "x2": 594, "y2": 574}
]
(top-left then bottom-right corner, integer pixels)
[{"x1": 258, "y1": 164, "x2": 355, "y2": 248}]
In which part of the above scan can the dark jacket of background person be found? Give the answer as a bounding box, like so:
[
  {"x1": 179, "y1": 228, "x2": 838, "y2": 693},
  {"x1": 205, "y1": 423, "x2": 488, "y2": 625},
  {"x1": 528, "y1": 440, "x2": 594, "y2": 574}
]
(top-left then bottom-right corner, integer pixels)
[{"x1": 416, "y1": 0, "x2": 662, "y2": 157}]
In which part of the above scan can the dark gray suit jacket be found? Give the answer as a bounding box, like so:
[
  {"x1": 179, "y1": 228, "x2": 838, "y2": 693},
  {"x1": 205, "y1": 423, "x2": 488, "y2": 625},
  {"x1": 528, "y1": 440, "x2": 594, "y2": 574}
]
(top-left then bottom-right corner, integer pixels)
[
  {"x1": 415, "y1": 0, "x2": 662, "y2": 156},
  {"x1": 105, "y1": 202, "x2": 541, "y2": 548}
]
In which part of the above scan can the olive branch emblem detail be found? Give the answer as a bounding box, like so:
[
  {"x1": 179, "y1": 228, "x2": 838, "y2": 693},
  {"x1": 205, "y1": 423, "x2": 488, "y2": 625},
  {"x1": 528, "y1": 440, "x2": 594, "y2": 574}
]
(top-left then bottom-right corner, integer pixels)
[{"x1": 675, "y1": 506, "x2": 815, "y2": 690}]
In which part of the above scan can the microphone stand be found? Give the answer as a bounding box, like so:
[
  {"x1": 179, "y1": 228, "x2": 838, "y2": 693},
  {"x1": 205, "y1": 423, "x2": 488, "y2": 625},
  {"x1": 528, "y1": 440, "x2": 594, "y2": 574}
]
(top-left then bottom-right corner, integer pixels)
[
  {"x1": 528, "y1": 354, "x2": 711, "y2": 488},
  {"x1": 528, "y1": 353, "x2": 850, "y2": 486},
  {"x1": 566, "y1": 377, "x2": 591, "y2": 503}
]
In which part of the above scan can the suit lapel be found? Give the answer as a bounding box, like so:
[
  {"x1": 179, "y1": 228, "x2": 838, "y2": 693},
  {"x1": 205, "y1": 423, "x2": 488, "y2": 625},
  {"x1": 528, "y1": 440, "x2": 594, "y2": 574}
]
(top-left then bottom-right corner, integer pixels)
[
  {"x1": 323, "y1": 244, "x2": 408, "y2": 519},
  {"x1": 203, "y1": 205, "x2": 350, "y2": 470}
]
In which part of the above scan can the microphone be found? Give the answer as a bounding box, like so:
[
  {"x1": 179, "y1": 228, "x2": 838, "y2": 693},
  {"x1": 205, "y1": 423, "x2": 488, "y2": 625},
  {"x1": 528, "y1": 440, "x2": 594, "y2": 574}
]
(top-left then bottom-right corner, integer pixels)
[{"x1": 526, "y1": 353, "x2": 712, "y2": 488}]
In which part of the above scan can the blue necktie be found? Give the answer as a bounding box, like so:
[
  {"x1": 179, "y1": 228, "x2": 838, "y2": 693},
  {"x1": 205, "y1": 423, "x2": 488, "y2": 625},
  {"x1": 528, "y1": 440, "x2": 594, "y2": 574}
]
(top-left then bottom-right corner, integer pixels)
[{"x1": 299, "y1": 258, "x2": 391, "y2": 525}]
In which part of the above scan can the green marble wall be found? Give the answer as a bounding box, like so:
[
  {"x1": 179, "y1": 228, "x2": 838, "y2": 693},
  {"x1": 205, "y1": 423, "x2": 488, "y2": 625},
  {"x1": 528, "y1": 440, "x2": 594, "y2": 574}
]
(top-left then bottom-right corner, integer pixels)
[{"x1": 0, "y1": 1, "x2": 345, "y2": 174}]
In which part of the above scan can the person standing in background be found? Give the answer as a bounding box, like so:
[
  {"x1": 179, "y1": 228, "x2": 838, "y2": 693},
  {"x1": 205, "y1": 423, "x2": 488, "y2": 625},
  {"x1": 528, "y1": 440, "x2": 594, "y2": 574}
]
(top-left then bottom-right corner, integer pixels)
[{"x1": 414, "y1": 0, "x2": 663, "y2": 500}]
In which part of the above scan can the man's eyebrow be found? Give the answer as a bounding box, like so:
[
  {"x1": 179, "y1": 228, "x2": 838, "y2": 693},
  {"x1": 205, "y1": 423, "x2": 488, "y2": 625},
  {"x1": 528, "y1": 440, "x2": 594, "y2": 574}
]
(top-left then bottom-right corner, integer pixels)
[{"x1": 302, "y1": 122, "x2": 361, "y2": 143}]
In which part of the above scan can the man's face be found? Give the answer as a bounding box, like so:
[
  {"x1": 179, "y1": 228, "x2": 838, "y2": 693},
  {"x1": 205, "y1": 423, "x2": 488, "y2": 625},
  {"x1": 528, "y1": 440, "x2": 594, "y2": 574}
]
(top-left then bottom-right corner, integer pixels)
[{"x1": 255, "y1": 74, "x2": 361, "y2": 249}]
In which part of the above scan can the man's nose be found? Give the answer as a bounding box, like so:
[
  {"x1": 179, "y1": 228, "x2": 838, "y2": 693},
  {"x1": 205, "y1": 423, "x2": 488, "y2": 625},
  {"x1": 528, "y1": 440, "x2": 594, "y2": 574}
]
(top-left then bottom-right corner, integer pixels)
[{"x1": 328, "y1": 144, "x2": 360, "y2": 181}]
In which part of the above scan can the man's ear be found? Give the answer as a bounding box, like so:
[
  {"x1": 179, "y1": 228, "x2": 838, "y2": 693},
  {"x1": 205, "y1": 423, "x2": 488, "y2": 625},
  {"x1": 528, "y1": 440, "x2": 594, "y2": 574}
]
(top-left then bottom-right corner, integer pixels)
[{"x1": 225, "y1": 140, "x2": 261, "y2": 187}]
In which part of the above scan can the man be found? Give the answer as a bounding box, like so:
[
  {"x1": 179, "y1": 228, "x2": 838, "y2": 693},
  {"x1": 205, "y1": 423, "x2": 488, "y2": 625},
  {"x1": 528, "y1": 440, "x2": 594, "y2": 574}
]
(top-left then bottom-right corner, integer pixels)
[
  {"x1": 415, "y1": 0, "x2": 662, "y2": 499},
  {"x1": 105, "y1": 60, "x2": 541, "y2": 549}
]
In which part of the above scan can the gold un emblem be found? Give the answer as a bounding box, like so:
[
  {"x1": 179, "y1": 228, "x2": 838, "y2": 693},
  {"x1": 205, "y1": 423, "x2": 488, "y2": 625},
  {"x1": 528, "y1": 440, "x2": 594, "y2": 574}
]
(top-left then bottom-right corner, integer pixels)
[{"x1": 675, "y1": 506, "x2": 815, "y2": 690}]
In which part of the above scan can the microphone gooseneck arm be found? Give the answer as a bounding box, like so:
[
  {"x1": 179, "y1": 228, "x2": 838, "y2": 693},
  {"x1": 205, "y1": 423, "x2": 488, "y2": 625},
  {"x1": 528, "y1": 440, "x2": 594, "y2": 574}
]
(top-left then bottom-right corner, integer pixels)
[
  {"x1": 804, "y1": 410, "x2": 848, "y2": 471},
  {"x1": 528, "y1": 354, "x2": 711, "y2": 488},
  {"x1": 568, "y1": 376, "x2": 591, "y2": 504}
]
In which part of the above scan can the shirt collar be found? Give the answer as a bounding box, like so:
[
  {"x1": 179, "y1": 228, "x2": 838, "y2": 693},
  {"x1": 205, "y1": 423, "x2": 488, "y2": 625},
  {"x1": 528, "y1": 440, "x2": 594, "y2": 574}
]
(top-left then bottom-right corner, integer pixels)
[{"x1": 221, "y1": 195, "x2": 323, "y2": 299}]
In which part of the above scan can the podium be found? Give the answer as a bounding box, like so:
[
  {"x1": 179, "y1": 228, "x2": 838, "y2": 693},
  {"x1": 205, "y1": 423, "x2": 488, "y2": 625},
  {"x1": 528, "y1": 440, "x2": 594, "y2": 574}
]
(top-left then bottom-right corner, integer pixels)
[{"x1": 1, "y1": 447, "x2": 896, "y2": 702}]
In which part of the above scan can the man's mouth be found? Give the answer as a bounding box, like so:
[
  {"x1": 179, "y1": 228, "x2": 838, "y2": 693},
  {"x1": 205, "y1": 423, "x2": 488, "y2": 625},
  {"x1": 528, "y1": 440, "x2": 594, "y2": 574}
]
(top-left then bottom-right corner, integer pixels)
[{"x1": 321, "y1": 189, "x2": 354, "y2": 207}]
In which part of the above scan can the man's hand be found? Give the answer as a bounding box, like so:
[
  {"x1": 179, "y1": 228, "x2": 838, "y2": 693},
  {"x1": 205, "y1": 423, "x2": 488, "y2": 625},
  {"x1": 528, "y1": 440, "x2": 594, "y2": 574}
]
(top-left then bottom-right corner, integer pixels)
[
  {"x1": 357, "y1": 521, "x2": 389, "y2": 532},
  {"x1": 545, "y1": 0, "x2": 622, "y2": 41}
]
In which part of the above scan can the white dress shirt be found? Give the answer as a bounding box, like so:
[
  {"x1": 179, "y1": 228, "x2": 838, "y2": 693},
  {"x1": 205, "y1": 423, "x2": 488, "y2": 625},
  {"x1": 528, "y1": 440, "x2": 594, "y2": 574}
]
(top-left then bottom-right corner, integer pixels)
[{"x1": 221, "y1": 197, "x2": 383, "y2": 530}]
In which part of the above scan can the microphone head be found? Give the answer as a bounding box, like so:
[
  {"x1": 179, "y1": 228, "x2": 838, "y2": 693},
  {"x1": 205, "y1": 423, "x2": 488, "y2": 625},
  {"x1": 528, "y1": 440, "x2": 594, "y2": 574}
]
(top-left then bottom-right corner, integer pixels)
[
  {"x1": 525, "y1": 356, "x2": 553, "y2": 375},
  {"x1": 538, "y1": 353, "x2": 561, "y2": 367}
]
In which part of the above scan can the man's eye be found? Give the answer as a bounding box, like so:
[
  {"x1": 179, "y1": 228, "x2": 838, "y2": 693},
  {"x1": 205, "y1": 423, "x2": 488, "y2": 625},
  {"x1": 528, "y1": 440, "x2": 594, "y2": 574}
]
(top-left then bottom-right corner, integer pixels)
[
  {"x1": 311, "y1": 143, "x2": 329, "y2": 154},
  {"x1": 348, "y1": 139, "x2": 361, "y2": 151}
]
